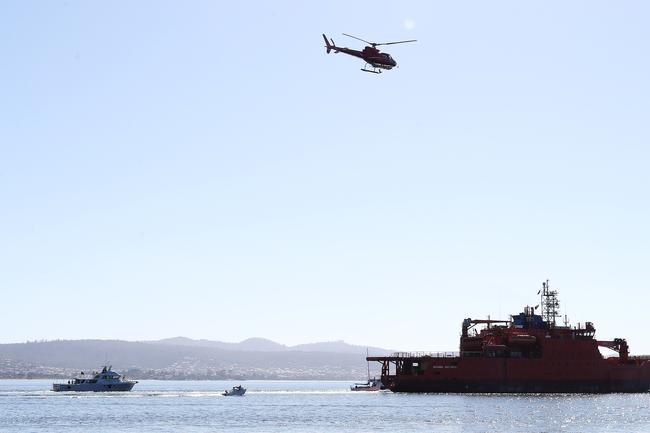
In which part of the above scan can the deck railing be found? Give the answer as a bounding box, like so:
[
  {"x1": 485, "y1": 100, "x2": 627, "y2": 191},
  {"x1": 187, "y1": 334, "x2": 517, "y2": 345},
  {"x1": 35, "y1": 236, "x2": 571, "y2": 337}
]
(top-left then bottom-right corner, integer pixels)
[{"x1": 390, "y1": 351, "x2": 459, "y2": 358}]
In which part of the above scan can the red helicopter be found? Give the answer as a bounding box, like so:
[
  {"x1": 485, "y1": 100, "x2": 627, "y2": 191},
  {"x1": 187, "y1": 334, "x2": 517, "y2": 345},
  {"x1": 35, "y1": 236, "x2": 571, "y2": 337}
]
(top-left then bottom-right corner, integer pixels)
[{"x1": 322, "y1": 33, "x2": 416, "y2": 74}]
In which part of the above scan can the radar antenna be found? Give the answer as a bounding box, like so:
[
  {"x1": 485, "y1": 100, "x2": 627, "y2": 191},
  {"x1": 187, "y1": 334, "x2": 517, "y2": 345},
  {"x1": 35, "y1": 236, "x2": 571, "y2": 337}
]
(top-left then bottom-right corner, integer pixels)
[{"x1": 540, "y1": 279, "x2": 560, "y2": 327}]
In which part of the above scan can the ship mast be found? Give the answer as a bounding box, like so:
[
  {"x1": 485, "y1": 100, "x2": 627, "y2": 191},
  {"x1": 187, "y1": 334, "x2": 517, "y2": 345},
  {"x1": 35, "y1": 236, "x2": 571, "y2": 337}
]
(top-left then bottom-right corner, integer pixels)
[
  {"x1": 366, "y1": 348, "x2": 370, "y2": 380},
  {"x1": 540, "y1": 279, "x2": 560, "y2": 327}
]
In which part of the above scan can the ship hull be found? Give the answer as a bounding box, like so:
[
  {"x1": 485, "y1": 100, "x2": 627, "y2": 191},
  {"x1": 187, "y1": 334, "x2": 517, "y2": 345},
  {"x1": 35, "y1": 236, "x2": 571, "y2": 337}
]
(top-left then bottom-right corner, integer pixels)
[
  {"x1": 387, "y1": 378, "x2": 650, "y2": 393},
  {"x1": 373, "y1": 356, "x2": 650, "y2": 394},
  {"x1": 52, "y1": 382, "x2": 135, "y2": 392}
]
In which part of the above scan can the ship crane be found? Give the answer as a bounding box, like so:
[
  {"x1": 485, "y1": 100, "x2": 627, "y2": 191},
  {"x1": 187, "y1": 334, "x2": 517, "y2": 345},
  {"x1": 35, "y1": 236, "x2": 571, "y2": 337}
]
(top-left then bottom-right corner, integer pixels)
[
  {"x1": 597, "y1": 338, "x2": 629, "y2": 363},
  {"x1": 461, "y1": 318, "x2": 509, "y2": 337}
]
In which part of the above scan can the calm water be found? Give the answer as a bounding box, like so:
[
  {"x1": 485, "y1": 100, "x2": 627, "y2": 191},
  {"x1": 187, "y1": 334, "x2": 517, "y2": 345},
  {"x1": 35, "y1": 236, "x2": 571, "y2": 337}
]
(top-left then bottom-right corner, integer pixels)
[{"x1": 1, "y1": 380, "x2": 649, "y2": 432}]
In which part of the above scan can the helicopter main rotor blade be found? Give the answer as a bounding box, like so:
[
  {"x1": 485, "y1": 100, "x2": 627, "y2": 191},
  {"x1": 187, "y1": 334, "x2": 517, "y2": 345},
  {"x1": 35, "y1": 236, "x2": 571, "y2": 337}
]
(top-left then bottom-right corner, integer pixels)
[
  {"x1": 342, "y1": 33, "x2": 375, "y2": 46},
  {"x1": 375, "y1": 39, "x2": 417, "y2": 46}
]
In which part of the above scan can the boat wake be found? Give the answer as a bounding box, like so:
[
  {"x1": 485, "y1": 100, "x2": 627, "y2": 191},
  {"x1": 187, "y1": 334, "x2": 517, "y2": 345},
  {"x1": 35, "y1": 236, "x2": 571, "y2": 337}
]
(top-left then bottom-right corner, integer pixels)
[{"x1": 0, "y1": 389, "x2": 370, "y2": 398}]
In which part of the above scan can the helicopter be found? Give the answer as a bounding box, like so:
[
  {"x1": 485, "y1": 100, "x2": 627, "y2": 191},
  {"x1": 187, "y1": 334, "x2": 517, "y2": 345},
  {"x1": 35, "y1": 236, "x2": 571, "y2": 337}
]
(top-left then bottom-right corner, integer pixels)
[{"x1": 322, "y1": 33, "x2": 416, "y2": 74}]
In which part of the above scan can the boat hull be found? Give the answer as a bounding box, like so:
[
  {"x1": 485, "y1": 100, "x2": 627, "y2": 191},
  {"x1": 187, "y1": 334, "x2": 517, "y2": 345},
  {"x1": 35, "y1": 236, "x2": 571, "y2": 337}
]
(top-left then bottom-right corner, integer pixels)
[
  {"x1": 350, "y1": 385, "x2": 382, "y2": 391},
  {"x1": 52, "y1": 382, "x2": 136, "y2": 392},
  {"x1": 373, "y1": 356, "x2": 650, "y2": 394},
  {"x1": 387, "y1": 378, "x2": 650, "y2": 393}
]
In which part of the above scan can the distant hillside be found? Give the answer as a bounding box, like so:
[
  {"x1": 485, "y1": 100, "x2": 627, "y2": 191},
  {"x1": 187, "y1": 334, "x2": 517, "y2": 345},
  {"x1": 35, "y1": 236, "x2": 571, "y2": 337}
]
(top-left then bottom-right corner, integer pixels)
[
  {"x1": 149, "y1": 337, "x2": 393, "y2": 355},
  {"x1": 152, "y1": 337, "x2": 289, "y2": 352},
  {"x1": 0, "y1": 338, "x2": 394, "y2": 380},
  {"x1": 239, "y1": 338, "x2": 288, "y2": 352},
  {"x1": 291, "y1": 340, "x2": 390, "y2": 355}
]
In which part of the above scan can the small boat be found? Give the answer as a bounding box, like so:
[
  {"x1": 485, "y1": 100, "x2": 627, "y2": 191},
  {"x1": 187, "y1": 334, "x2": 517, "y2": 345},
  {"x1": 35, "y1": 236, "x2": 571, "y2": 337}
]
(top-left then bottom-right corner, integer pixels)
[
  {"x1": 350, "y1": 377, "x2": 383, "y2": 391},
  {"x1": 223, "y1": 385, "x2": 246, "y2": 396},
  {"x1": 351, "y1": 349, "x2": 384, "y2": 391},
  {"x1": 52, "y1": 365, "x2": 137, "y2": 392}
]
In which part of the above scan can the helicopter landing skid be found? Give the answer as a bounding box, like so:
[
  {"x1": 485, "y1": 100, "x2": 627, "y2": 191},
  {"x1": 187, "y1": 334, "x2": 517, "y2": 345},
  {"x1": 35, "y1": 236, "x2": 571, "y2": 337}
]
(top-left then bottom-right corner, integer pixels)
[{"x1": 361, "y1": 67, "x2": 381, "y2": 74}]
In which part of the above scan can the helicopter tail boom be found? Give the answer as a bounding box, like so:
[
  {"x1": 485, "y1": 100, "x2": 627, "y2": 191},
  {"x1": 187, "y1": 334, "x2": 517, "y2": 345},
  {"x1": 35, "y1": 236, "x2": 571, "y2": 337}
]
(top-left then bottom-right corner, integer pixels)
[{"x1": 322, "y1": 34, "x2": 336, "y2": 54}]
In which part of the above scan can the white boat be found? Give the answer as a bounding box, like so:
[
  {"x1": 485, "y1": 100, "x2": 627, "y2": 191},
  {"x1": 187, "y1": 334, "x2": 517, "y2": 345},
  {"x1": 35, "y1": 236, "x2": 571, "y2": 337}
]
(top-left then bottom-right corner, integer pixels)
[
  {"x1": 350, "y1": 377, "x2": 383, "y2": 391},
  {"x1": 223, "y1": 385, "x2": 246, "y2": 396},
  {"x1": 52, "y1": 366, "x2": 137, "y2": 392}
]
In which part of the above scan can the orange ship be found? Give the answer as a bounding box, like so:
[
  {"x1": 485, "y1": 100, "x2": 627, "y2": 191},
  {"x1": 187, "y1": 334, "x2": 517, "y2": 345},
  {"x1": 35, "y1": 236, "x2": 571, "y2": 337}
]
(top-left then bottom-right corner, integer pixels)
[{"x1": 368, "y1": 281, "x2": 650, "y2": 393}]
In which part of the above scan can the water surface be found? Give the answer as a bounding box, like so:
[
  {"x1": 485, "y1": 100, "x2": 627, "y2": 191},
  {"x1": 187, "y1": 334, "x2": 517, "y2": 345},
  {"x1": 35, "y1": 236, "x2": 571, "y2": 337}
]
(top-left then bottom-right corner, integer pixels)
[{"x1": 1, "y1": 380, "x2": 648, "y2": 432}]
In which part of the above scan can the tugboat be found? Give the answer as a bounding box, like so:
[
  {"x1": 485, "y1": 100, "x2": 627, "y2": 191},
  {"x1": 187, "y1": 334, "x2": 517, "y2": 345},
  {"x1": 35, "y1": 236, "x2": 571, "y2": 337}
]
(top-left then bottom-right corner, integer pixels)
[
  {"x1": 368, "y1": 281, "x2": 650, "y2": 393},
  {"x1": 52, "y1": 366, "x2": 137, "y2": 392},
  {"x1": 223, "y1": 385, "x2": 246, "y2": 396}
]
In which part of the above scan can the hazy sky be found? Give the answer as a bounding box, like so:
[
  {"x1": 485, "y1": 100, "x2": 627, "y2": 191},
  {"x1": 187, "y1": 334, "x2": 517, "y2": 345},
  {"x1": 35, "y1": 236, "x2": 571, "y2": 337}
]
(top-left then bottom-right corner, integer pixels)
[{"x1": 2, "y1": 1, "x2": 649, "y2": 353}]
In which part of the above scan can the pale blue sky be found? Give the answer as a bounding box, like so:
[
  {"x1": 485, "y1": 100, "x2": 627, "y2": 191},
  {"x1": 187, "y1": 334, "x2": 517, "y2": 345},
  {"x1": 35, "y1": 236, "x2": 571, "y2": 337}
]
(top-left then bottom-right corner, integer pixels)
[{"x1": 1, "y1": 1, "x2": 649, "y2": 353}]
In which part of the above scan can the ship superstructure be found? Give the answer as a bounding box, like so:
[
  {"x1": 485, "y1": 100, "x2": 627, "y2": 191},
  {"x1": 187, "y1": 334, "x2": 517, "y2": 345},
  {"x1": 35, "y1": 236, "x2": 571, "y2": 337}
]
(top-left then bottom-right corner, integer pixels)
[{"x1": 368, "y1": 281, "x2": 650, "y2": 393}]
